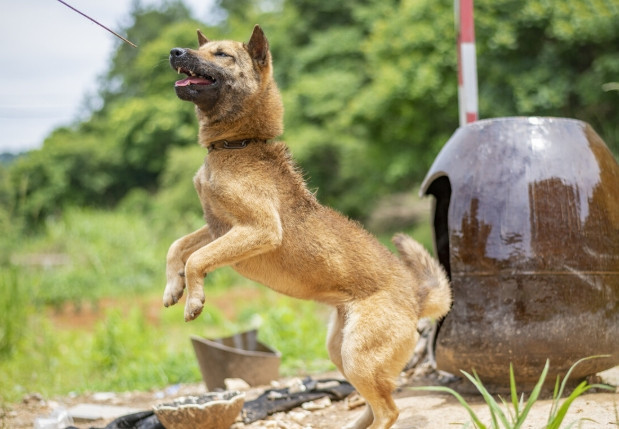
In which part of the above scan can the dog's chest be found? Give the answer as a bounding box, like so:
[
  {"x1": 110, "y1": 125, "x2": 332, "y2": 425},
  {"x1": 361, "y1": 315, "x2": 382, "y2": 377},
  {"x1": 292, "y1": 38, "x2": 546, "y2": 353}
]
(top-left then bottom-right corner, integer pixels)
[
  {"x1": 192, "y1": 162, "x2": 233, "y2": 235},
  {"x1": 193, "y1": 163, "x2": 210, "y2": 198}
]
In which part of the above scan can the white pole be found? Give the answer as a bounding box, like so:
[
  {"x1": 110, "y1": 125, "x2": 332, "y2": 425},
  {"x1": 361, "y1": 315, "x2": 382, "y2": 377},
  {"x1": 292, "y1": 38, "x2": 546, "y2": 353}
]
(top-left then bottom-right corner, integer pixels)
[{"x1": 456, "y1": 0, "x2": 478, "y2": 125}]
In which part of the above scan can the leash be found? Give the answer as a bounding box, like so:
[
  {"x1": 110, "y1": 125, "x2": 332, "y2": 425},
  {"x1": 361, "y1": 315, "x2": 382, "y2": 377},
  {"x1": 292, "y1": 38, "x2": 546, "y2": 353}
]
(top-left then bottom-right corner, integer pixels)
[{"x1": 56, "y1": 0, "x2": 137, "y2": 48}]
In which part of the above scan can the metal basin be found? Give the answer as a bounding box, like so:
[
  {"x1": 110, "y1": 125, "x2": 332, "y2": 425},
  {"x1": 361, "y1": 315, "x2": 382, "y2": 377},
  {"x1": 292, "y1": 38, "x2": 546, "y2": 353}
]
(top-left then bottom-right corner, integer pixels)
[
  {"x1": 420, "y1": 117, "x2": 619, "y2": 386},
  {"x1": 191, "y1": 329, "x2": 281, "y2": 391}
]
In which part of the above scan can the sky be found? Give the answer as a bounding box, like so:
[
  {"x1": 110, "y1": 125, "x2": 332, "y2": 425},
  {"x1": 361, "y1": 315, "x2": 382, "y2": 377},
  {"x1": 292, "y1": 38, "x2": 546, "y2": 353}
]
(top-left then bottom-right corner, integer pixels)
[{"x1": 0, "y1": 0, "x2": 215, "y2": 154}]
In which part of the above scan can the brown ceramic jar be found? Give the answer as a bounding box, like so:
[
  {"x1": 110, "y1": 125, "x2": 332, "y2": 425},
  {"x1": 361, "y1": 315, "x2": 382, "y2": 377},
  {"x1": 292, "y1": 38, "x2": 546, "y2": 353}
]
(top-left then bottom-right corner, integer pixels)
[{"x1": 421, "y1": 117, "x2": 619, "y2": 386}]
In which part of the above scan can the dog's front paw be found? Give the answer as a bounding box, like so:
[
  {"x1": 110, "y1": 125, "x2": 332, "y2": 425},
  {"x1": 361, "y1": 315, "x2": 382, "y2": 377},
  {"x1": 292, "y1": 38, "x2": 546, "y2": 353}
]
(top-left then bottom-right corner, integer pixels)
[
  {"x1": 184, "y1": 294, "x2": 205, "y2": 322},
  {"x1": 163, "y1": 270, "x2": 186, "y2": 307}
]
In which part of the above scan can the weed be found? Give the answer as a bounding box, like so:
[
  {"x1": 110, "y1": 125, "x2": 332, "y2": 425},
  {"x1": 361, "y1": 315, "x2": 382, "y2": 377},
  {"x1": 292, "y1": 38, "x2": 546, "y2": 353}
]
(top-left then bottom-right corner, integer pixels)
[{"x1": 412, "y1": 356, "x2": 614, "y2": 428}]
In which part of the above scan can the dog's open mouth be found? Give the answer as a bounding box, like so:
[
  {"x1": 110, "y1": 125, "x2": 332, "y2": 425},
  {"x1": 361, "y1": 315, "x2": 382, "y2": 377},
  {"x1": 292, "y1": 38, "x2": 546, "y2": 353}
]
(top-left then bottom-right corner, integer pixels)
[{"x1": 175, "y1": 67, "x2": 216, "y2": 87}]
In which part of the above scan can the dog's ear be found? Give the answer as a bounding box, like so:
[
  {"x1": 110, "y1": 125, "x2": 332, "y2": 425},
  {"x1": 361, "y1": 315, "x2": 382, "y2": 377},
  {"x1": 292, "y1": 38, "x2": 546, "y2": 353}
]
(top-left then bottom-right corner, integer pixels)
[
  {"x1": 197, "y1": 29, "x2": 209, "y2": 47},
  {"x1": 247, "y1": 24, "x2": 269, "y2": 66}
]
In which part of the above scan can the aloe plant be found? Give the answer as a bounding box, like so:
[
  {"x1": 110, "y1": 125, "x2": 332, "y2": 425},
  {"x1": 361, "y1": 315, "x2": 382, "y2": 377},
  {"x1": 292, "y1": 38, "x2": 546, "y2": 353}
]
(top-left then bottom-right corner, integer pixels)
[{"x1": 412, "y1": 356, "x2": 614, "y2": 429}]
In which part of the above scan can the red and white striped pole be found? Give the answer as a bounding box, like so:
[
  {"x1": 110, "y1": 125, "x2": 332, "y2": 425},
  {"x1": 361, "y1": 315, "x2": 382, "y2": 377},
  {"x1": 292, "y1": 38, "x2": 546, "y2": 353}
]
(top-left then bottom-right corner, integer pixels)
[{"x1": 456, "y1": 0, "x2": 478, "y2": 125}]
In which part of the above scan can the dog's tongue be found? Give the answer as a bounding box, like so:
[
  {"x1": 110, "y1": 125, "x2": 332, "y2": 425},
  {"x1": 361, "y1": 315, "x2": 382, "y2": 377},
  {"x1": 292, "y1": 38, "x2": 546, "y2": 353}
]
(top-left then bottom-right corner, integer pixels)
[{"x1": 175, "y1": 76, "x2": 213, "y2": 87}]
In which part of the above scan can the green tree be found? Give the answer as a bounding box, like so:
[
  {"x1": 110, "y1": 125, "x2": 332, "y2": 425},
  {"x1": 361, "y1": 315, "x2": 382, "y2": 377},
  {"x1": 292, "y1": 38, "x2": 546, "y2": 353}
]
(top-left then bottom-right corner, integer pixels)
[
  {"x1": 5, "y1": 0, "x2": 617, "y2": 226},
  {"x1": 8, "y1": 8, "x2": 206, "y2": 224},
  {"x1": 275, "y1": 0, "x2": 618, "y2": 218},
  {"x1": 100, "y1": 0, "x2": 195, "y2": 104},
  {"x1": 9, "y1": 127, "x2": 121, "y2": 223},
  {"x1": 475, "y1": 0, "x2": 619, "y2": 148}
]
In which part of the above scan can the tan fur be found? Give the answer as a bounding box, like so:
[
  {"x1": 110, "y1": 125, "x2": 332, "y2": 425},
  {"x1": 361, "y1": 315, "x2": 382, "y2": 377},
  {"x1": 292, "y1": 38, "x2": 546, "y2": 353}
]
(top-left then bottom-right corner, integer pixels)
[{"x1": 164, "y1": 25, "x2": 451, "y2": 429}]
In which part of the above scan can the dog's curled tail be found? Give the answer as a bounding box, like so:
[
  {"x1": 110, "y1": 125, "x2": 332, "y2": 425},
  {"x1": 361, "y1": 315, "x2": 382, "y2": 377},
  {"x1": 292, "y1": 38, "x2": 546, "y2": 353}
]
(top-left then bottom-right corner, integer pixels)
[{"x1": 392, "y1": 233, "x2": 452, "y2": 319}]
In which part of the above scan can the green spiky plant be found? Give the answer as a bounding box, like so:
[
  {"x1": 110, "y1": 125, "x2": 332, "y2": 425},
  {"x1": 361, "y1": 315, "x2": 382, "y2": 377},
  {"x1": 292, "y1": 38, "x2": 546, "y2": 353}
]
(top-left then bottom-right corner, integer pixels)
[{"x1": 413, "y1": 356, "x2": 614, "y2": 429}]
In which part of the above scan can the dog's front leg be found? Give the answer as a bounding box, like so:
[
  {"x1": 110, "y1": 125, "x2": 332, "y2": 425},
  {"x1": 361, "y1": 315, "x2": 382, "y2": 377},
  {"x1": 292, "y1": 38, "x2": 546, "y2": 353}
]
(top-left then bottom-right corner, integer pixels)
[
  {"x1": 164, "y1": 225, "x2": 213, "y2": 307},
  {"x1": 184, "y1": 222, "x2": 282, "y2": 321}
]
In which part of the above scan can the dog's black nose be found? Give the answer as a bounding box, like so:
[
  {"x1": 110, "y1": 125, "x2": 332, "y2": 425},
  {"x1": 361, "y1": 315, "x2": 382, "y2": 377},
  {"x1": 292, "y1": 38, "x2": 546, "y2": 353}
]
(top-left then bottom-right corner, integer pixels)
[{"x1": 170, "y1": 48, "x2": 186, "y2": 58}]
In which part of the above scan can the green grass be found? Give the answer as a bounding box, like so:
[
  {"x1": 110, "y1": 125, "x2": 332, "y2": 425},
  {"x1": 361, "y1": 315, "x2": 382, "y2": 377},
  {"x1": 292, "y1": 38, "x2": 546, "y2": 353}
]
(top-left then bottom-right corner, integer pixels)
[
  {"x1": 13, "y1": 207, "x2": 176, "y2": 307},
  {"x1": 0, "y1": 207, "x2": 334, "y2": 402},
  {"x1": 0, "y1": 277, "x2": 332, "y2": 402},
  {"x1": 0, "y1": 268, "x2": 30, "y2": 357},
  {"x1": 1, "y1": 204, "x2": 433, "y2": 403},
  {"x1": 412, "y1": 357, "x2": 614, "y2": 429},
  {"x1": 0, "y1": 305, "x2": 202, "y2": 400}
]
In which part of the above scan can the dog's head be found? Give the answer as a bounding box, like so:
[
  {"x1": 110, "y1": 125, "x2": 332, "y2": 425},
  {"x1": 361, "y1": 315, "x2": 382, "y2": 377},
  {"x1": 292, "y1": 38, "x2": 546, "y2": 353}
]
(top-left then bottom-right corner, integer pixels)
[{"x1": 169, "y1": 25, "x2": 277, "y2": 121}]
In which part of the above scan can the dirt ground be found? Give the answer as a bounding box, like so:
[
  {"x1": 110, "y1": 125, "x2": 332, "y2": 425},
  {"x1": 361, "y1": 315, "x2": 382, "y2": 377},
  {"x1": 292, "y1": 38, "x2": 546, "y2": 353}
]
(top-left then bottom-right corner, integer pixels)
[{"x1": 4, "y1": 366, "x2": 617, "y2": 429}]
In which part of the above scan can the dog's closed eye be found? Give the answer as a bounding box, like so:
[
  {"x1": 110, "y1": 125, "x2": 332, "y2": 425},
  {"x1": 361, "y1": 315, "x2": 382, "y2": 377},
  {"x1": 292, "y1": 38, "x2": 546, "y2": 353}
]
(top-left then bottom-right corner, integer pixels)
[{"x1": 214, "y1": 51, "x2": 231, "y2": 58}]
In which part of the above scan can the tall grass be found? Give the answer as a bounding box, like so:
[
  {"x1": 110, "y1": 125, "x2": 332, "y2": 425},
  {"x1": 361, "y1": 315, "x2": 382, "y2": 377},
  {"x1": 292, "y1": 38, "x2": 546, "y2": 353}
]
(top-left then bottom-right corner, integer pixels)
[
  {"x1": 0, "y1": 268, "x2": 31, "y2": 356},
  {"x1": 2, "y1": 204, "x2": 431, "y2": 402},
  {"x1": 0, "y1": 280, "x2": 332, "y2": 402},
  {"x1": 1, "y1": 207, "x2": 332, "y2": 402},
  {"x1": 15, "y1": 207, "x2": 173, "y2": 307},
  {"x1": 88, "y1": 307, "x2": 201, "y2": 392}
]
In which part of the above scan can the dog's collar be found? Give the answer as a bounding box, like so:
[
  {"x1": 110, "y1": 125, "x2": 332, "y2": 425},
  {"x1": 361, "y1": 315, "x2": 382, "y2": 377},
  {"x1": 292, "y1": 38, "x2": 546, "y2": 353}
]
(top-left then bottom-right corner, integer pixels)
[{"x1": 207, "y1": 138, "x2": 264, "y2": 153}]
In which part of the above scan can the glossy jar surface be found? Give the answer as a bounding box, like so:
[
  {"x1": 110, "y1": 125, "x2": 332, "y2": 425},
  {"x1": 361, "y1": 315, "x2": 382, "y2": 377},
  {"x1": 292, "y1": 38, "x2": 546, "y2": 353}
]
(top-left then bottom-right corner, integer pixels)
[{"x1": 421, "y1": 117, "x2": 619, "y2": 385}]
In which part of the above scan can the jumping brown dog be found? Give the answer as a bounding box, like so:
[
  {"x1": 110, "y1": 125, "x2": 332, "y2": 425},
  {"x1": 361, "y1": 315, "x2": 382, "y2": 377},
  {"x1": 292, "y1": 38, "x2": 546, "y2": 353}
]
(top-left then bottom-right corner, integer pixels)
[{"x1": 164, "y1": 25, "x2": 451, "y2": 429}]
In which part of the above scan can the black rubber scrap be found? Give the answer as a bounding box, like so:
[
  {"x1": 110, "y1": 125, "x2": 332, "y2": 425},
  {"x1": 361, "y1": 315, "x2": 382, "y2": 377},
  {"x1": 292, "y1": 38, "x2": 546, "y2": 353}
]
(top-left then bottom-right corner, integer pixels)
[
  {"x1": 241, "y1": 377, "x2": 355, "y2": 424},
  {"x1": 64, "y1": 410, "x2": 164, "y2": 429}
]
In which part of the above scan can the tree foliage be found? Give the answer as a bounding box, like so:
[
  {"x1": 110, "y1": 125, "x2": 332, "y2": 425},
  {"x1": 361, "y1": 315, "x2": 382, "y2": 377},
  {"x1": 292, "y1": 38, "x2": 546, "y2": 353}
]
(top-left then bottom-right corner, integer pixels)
[
  {"x1": 2, "y1": 0, "x2": 617, "y2": 226},
  {"x1": 475, "y1": 0, "x2": 618, "y2": 138}
]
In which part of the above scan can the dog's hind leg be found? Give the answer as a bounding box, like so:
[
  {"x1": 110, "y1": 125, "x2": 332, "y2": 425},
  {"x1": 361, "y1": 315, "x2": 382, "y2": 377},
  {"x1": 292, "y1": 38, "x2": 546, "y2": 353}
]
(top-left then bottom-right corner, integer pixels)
[
  {"x1": 164, "y1": 225, "x2": 212, "y2": 308},
  {"x1": 342, "y1": 361, "x2": 397, "y2": 429},
  {"x1": 326, "y1": 306, "x2": 346, "y2": 374},
  {"x1": 329, "y1": 306, "x2": 375, "y2": 429},
  {"x1": 341, "y1": 299, "x2": 418, "y2": 429}
]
